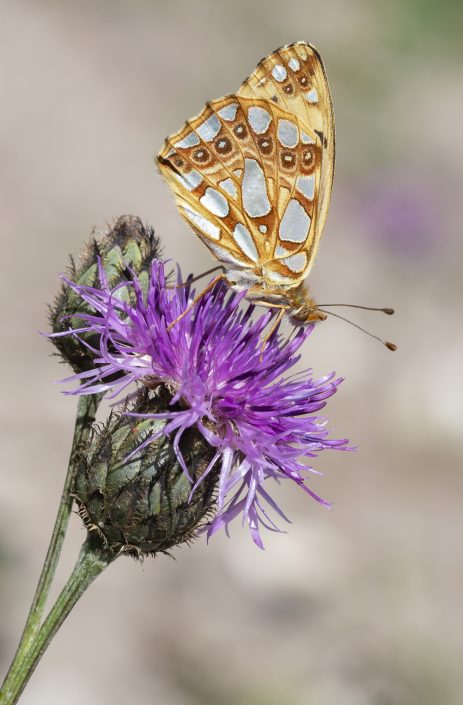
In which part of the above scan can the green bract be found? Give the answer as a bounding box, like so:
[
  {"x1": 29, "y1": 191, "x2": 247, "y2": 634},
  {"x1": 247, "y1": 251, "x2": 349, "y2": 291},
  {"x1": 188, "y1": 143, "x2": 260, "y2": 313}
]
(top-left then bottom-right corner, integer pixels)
[{"x1": 73, "y1": 389, "x2": 217, "y2": 556}]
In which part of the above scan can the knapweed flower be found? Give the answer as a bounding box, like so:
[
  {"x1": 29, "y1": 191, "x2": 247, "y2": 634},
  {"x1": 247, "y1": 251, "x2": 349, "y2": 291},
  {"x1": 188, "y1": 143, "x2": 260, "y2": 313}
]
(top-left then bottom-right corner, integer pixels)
[{"x1": 53, "y1": 259, "x2": 349, "y2": 547}]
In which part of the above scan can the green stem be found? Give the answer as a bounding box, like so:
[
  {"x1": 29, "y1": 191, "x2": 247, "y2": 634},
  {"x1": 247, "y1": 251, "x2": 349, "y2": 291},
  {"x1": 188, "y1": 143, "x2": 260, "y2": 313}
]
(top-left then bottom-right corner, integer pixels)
[
  {"x1": 1, "y1": 394, "x2": 102, "y2": 685},
  {"x1": 0, "y1": 538, "x2": 116, "y2": 705}
]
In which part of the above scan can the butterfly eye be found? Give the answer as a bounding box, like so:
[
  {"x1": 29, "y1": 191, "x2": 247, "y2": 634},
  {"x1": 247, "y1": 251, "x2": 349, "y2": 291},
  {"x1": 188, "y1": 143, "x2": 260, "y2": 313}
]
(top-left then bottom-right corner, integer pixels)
[
  {"x1": 283, "y1": 83, "x2": 294, "y2": 95},
  {"x1": 298, "y1": 75, "x2": 309, "y2": 87},
  {"x1": 233, "y1": 123, "x2": 248, "y2": 139},
  {"x1": 214, "y1": 136, "x2": 233, "y2": 155},
  {"x1": 192, "y1": 148, "x2": 211, "y2": 164},
  {"x1": 257, "y1": 136, "x2": 274, "y2": 155}
]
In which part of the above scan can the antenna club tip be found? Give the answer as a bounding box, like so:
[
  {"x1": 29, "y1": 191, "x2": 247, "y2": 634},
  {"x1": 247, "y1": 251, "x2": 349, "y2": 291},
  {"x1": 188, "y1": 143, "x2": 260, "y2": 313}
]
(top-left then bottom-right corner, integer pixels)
[
  {"x1": 385, "y1": 341, "x2": 397, "y2": 351},
  {"x1": 383, "y1": 308, "x2": 395, "y2": 315}
]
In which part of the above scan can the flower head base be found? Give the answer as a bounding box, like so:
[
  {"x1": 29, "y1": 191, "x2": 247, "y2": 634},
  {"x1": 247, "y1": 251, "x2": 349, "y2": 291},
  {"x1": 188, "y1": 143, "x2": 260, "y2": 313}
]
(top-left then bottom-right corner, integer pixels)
[
  {"x1": 54, "y1": 259, "x2": 350, "y2": 547},
  {"x1": 74, "y1": 388, "x2": 218, "y2": 556}
]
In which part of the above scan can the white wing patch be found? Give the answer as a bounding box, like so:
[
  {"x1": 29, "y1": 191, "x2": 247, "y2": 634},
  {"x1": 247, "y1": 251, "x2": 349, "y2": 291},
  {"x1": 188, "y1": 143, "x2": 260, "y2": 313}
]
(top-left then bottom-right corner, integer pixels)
[
  {"x1": 277, "y1": 119, "x2": 299, "y2": 148},
  {"x1": 196, "y1": 114, "x2": 221, "y2": 142},
  {"x1": 305, "y1": 88, "x2": 318, "y2": 103},
  {"x1": 274, "y1": 244, "x2": 291, "y2": 257},
  {"x1": 266, "y1": 269, "x2": 289, "y2": 284},
  {"x1": 174, "y1": 169, "x2": 203, "y2": 191},
  {"x1": 242, "y1": 158, "x2": 271, "y2": 218},
  {"x1": 207, "y1": 241, "x2": 252, "y2": 267},
  {"x1": 219, "y1": 178, "x2": 238, "y2": 199},
  {"x1": 182, "y1": 206, "x2": 221, "y2": 240},
  {"x1": 233, "y1": 223, "x2": 259, "y2": 262},
  {"x1": 174, "y1": 132, "x2": 200, "y2": 148},
  {"x1": 271, "y1": 64, "x2": 287, "y2": 82},
  {"x1": 281, "y1": 252, "x2": 307, "y2": 272},
  {"x1": 301, "y1": 131, "x2": 315, "y2": 144},
  {"x1": 217, "y1": 103, "x2": 238, "y2": 121},
  {"x1": 279, "y1": 199, "x2": 311, "y2": 243},
  {"x1": 248, "y1": 106, "x2": 272, "y2": 134},
  {"x1": 200, "y1": 187, "x2": 230, "y2": 217},
  {"x1": 296, "y1": 175, "x2": 315, "y2": 200}
]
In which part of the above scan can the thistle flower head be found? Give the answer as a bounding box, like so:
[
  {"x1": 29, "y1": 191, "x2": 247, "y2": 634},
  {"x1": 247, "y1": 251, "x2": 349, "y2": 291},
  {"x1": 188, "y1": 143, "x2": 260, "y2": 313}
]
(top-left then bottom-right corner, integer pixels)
[{"x1": 55, "y1": 259, "x2": 350, "y2": 547}]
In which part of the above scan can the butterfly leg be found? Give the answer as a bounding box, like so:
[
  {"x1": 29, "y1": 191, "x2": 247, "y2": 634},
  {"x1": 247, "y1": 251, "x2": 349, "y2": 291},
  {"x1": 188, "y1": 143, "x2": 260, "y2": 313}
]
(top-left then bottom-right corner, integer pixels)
[
  {"x1": 167, "y1": 274, "x2": 226, "y2": 331},
  {"x1": 167, "y1": 266, "x2": 225, "y2": 290},
  {"x1": 256, "y1": 305, "x2": 289, "y2": 361}
]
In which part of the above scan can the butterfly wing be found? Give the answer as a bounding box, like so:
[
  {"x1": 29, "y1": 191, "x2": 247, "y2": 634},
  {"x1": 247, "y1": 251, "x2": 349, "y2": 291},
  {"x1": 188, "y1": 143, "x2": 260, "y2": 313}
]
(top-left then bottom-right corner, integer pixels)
[
  {"x1": 157, "y1": 41, "x2": 334, "y2": 288},
  {"x1": 237, "y1": 41, "x2": 335, "y2": 284}
]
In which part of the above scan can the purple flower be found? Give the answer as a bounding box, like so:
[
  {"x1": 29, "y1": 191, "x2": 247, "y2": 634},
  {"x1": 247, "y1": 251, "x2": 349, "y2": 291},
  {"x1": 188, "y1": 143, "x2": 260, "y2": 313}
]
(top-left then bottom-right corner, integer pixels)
[{"x1": 54, "y1": 259, "x2": 350, "y2": 547}]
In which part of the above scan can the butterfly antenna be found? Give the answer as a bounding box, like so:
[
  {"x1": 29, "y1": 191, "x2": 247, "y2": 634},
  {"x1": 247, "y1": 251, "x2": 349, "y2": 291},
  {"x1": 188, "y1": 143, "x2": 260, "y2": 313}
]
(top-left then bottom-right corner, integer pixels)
[
  {"x1": 316, "y1": 308, "x2": 397, "y2": 351},
  {"x1": 317, "y1": 304, "x2": 394, "y2": 315}
]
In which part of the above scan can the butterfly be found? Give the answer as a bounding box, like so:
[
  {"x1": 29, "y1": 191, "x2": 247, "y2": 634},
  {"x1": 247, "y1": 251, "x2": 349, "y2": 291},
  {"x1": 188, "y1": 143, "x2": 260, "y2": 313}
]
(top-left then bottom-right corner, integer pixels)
[
  {"x1": 156, "y1": 41, "x2": 333, "y2": 329},
  {"x1": 157, "y1": 42, "x2": 395, "y2": 348}
]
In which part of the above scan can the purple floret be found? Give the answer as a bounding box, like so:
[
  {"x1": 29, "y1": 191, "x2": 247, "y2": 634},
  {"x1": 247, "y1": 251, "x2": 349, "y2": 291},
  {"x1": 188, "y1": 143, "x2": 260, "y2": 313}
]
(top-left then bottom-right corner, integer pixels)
[{"x1": 54, "y1": 259, "x2": 350, "y2": 547}]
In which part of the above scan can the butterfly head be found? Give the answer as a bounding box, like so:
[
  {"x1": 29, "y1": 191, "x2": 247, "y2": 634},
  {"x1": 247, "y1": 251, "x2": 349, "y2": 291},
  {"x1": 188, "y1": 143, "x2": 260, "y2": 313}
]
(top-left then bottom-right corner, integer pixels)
[
  {"x1": 290, "y1": 306, "x2": 327, "y2": 326},
  {"x1": 287, "y1": 285, "x2": 327, "y2": 326},
  {"x1": 289, "y1": 285, "x2": 397, "y2": 350}
]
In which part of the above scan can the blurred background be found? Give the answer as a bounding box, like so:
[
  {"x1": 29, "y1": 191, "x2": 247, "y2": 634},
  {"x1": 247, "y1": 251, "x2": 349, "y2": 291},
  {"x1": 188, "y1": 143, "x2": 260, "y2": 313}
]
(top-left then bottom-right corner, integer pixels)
[{"x1": 1, "y1": 1, "x2": 462, "y2": 704}]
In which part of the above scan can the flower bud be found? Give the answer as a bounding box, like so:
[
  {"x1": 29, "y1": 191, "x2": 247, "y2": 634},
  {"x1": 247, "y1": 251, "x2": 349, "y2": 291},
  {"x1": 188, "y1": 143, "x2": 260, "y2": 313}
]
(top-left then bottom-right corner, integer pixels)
[
  {"x1": 73, "y1": 388, "x2": 217, "y2": 556},
  {"x1": 49, "y1": 215, "x2": 160, "y2": 373}
]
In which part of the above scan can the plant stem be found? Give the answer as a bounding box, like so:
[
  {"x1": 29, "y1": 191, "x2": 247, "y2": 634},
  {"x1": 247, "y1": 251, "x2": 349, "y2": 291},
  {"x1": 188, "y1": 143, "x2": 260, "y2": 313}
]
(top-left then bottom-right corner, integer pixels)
[
  {"x1": 0, "y1": 537, "x2": 116, "y2": 705},
  {"x1": 0, "y1": 394, "x2": 102, "y2": 686}
]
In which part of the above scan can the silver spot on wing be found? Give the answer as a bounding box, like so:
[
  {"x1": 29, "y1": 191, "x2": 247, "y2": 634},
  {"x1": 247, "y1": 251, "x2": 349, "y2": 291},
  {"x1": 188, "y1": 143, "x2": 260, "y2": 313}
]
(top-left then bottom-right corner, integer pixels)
[
  {"x1": 242, "y1": 158, "x2": 271, "y2": 218},
  {"x1": 200, "y1": 187, "x2": 230, "y2": 217},
  {"x1": 279, "y1": 199, "x2": 311, "y2": 243}
]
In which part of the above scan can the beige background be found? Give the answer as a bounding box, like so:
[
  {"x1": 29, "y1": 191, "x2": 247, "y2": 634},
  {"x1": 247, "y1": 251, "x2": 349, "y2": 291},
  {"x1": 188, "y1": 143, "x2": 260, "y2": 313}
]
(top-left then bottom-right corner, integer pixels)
[{"x1": 1, "y1": 1, "x2": 462, "y2": 704}]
